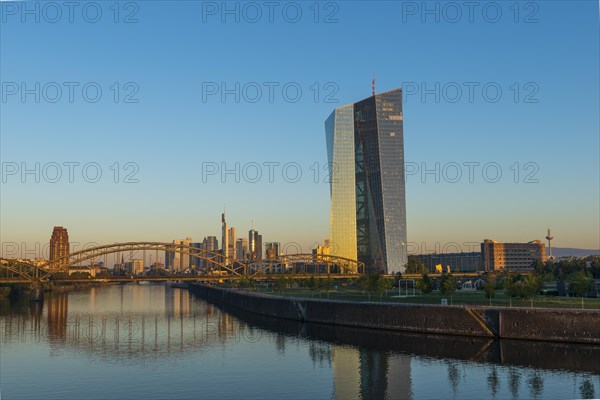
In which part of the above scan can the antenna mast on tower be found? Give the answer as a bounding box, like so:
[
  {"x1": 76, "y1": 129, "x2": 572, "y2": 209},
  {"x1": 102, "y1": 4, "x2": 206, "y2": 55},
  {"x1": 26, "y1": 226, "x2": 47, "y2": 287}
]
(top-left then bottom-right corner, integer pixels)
[{"x1": 371, "y1": 74, "x2": 376, "y2": 96}]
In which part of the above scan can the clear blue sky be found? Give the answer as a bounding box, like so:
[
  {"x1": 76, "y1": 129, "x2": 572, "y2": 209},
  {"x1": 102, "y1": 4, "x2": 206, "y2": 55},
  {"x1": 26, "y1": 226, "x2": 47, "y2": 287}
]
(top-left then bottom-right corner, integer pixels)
[{"x1": 1, "y1": 1, "x2": 599, "y2": 259}]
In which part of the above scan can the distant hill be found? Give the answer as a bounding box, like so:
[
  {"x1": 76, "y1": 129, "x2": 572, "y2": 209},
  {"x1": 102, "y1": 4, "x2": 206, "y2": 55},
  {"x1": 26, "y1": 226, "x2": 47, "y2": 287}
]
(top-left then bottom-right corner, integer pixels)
[{"x1": 549, "y1": 247, "x2": 600, "y2": 258}]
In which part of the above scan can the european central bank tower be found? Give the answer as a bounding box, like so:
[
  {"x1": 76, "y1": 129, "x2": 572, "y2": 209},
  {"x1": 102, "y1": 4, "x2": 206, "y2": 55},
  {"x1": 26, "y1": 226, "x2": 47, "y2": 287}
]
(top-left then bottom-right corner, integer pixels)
[{"x1": 325, "y1": 88, "x2": 407, "y2": 274}]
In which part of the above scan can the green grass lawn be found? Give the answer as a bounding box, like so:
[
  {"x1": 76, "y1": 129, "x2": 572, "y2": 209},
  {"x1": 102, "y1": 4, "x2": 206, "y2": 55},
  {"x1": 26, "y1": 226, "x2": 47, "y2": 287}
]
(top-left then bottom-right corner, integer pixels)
[{"x1": 251, "y1": 287, "x2": 600, "y2": 309}]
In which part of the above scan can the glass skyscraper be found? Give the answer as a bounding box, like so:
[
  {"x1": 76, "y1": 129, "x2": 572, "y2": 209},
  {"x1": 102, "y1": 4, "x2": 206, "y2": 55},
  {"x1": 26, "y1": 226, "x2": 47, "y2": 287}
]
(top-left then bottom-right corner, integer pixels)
[
  {"x1": 325, "y1": 88, "x2": 407, "y2": 273},
  {"x1": 249, "y1": 229, "x2": 263, "y2": 260}
]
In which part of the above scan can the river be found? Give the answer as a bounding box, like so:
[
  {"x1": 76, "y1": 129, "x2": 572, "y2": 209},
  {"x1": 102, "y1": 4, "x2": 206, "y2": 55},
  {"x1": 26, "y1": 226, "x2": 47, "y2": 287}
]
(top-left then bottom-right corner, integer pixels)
[{"x1": 1, "y1": 284, "x2": 598, "y2": 399}]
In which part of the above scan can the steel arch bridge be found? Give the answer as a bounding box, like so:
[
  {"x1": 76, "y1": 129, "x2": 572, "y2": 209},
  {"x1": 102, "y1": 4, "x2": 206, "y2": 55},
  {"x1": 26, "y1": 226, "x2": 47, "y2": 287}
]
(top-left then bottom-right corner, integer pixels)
[{"x1": 0, "y1": 242, "x2": 364, "y2": 282}]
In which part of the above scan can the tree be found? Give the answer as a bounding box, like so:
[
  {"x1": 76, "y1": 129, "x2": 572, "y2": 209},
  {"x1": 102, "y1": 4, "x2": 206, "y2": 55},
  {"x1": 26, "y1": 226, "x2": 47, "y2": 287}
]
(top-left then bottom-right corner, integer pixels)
[
  {"x1": 517, "y1": 274, "x2": 540, "y2": 299},
  {"x1": 531, "y1": 260, "x2": 546, "y2": 275},
  {"x1": 357, "y1": 272, "x2": 378, "y2": 293},
  {"x1": 356, "y1": 275, "x2": 368, "y2": 292},
  {"x1": 237, "y1": 276, "x2": 254, "y2": 289},
  {"x1": 273, "y1": 275, "x2": 294, "y2": 291},
  {"x1": 286, "y1": 277, "x2": 297, "y2": 289},
  {"x1": 556, "y1": 275, "x2": 568, "y2": 296},
  {"x1": 356, "y1": 272, "x2": 390, "y2": 301},
  {"x1": 405, "y1": 256, "x2": 428, "y2": 274},
  {"x1": 417, "y1": 274, "x2": 433, "y2": 294},
  {"x1": 273, "y1": 275, "x2": 288, "y2": 291},
  {"x1": 484, "y1": 273, "x2": 496, "y2": 299},
  {"x1": 319, "y1": 277, "x2": 334, "y2": 292},
  {"x1": 567, "y1": 271, "x2": 593, "y2": 298},
  {"x1": 393, "y1": 272, "x2": 403, "y2": 287},
  {"x1": 503, "y1": 273, "x2": 519, "y2": 299},
  {"x1": 376, "y1": 276, "x2": 392, "y2": 301},
  {"x1": 504, "y1": 273, "x2": 540, "y2": 300},
  {"x1": 440, "y1": 274, "x2": 457, "y2": 298},
  {"x1": 589, "y1": 257, "x2": 600, "y2": 279}
]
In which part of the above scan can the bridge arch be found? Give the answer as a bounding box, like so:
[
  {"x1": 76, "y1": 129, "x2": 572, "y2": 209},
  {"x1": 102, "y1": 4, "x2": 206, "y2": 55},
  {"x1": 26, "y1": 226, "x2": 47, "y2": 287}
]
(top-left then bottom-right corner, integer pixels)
[
  {"x1": 0, "y1": 259, "x2": 42, "y2": 280},
  {"x1": 42, "y1": 242, "x2": 246, "y2": 278},
  {"x1": 1, "y1": 242, "x2": 364, "y2": 281}
]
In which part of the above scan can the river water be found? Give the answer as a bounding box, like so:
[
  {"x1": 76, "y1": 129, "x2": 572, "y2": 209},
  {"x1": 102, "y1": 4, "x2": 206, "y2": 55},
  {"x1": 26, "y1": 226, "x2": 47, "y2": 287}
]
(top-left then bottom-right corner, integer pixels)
[{"x1": 1, "y1": 285, "x2": 598, "y2": 399}]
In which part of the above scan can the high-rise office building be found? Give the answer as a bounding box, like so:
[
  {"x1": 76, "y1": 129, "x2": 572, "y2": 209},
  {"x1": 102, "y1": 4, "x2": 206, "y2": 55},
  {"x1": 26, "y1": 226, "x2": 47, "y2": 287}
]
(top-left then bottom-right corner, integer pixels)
[
  {"x1": 481, "y1": 239, "x2": 546, "y2": 272},
  {"x1": 189, "y1": 242, "x2": 204, "y2": 269},
  {"x1": 236, "y1": 238, "x2": 249, "y2": 260},
  {"x1": 249, "y1": 229, "x2": 263, "y2": 260},
  {"x1": 124, "y1": 259, "x2": 144, "y2": 275},
  {"x1": 312, "y1": 243, "x2": 330, "y2": 257},
  {"x1": 49, "y1": 226, "x2": 69, "y2": 271},
  {"x1": 227, "y1": 227, "x2": 236, "y2": 262},
  {"x1": 414, "y1": 252, "x2": 483, "y2": 273},
  {"x1": 202, "y1": 236, "x2": 219, "y2": 270},
  {"x1": 221, "y1": 213, "x2": 228, "y2": 258},
  {"x1": 165, "y1": 237, "x2": 192, "y2": 272},
  {"x1": 265, "y1": 242, "x2": 280, "y2": 260},
  {"x1": 203, "y1": 236, "x2": 218, "y2": 252},
  {"x1": 256, "y1": 234, "x2": 262, "y2": 260},
  {"x1": 325, "y1": 88, "x2": 407, "y2": 273}
]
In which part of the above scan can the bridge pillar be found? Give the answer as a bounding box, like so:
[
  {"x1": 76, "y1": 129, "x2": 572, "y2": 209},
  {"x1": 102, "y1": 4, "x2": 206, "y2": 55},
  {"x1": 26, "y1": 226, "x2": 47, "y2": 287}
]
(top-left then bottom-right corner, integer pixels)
[{"x1": 29, "y1": 281, "x2": 44, "y2": 302}]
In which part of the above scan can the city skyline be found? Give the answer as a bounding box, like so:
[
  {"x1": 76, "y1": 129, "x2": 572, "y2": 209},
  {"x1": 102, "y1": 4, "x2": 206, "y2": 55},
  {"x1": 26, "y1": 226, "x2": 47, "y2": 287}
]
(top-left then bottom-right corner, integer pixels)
[
  {"x1": 3, "y1": 220, "x2": 594, "y2": 266},
  {"x1": 2, "y1": 2, "x2": 599, "y2": 251},
  {"x1": 2, "y1": 2, "x2": 598, "y2": 400}
]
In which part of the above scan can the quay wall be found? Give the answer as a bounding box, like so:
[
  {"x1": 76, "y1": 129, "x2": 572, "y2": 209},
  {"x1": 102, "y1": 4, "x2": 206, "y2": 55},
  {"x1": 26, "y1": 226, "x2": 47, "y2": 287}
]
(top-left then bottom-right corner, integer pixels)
[{"x1": 189, "y1": 284, "x2": 600, "y2": 344}]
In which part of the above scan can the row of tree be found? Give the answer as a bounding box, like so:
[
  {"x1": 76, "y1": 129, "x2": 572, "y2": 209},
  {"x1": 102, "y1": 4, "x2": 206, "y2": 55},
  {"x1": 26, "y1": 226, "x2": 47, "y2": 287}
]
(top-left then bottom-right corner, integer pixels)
[
  {"x1": 416, "y1": 274, "x2": 457, "y2": 296},
  {"x1": 532, "y1": 258, "x2": 600, "y2": 279},
  {"x1": 413, "y1": 269, "x2": 595, "y2": 300},
  {"x1": 405, "y1": 254, "x2": 597, "y2": 299}
]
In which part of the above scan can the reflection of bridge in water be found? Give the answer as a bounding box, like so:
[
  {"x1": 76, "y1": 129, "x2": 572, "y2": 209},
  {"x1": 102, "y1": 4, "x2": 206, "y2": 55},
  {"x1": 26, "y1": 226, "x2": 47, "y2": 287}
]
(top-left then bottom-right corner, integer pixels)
[
  {"x1": 1, "y1": 288, "x2": 251, "y2": 361},
  {"x1": 2, "y1": 285, "x2": 598, "y2": 376},
  {"x1": 2, "y1": 285, "x2": 599, "y2": 400}
]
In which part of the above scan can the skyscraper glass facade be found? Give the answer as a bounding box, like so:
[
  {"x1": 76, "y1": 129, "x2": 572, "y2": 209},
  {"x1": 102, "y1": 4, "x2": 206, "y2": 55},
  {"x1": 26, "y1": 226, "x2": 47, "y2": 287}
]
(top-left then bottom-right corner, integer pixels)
[
  {"x1": 249, "y1": 229, "x2": 263, "y2": 260},
  {"x1": 236, "y1": 238, "x2": 249, "y2": 260},
  {"x1": 325, "y1": 104, "x2": 358, "y2": 267},
  {"x1": 325, "y1": 88, "x2": 407, "y2": 273}
]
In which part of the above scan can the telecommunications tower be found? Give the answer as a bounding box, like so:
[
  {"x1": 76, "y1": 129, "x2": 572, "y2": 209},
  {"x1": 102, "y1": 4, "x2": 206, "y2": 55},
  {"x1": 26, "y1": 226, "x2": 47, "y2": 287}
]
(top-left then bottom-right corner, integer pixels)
[{"x1": 545, "y1": 228, "x2": 554, "y2": 259}]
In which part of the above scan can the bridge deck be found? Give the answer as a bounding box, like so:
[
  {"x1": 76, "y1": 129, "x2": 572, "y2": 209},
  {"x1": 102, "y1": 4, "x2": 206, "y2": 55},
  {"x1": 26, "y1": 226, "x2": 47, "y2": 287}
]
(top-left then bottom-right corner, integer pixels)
[{"x1": 0, "y1": 272, "x2": 482, "y2": 284}]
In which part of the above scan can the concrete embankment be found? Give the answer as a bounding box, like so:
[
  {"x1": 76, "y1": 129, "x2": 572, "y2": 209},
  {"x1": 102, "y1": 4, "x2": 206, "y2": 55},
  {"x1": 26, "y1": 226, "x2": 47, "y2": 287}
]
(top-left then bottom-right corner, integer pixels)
[
  {"x1": 210, "y1": 298, "x2": 600, "y2": 374},
  {"x1": 189, "y1": 284, "x2": 600, "y2": 344}
]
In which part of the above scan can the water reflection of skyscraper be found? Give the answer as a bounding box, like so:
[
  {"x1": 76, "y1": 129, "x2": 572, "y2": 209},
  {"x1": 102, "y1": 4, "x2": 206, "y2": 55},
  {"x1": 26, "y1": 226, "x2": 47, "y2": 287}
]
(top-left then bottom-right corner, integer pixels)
[
  {"x1": 386, "y1": 354, "x2": 412, "y2": 399},
  {"x1": 333, "y1": 346, "x2": 411, "y2": 400},
  {"x1": 176, "y1": 289, "x2": 191, "y2": 317},
  {"x1": 30, "y1": 300, "x2": 44, "y2": 340},
  {"x1": 89, "y1": 287, "x2": 97, "y2": 311},
  {"x1": 164, "y1": 286, "x2": 192, "y2": 317},
  {"x1": 217, "y1": 312, "x2": 237, "y2": 341},
  {"x1": 164, "y1": 285, "x2": 174, "y2": 315},
  {"x1": 46, "y1": 293, "x2": 68, "y2": 341}
]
